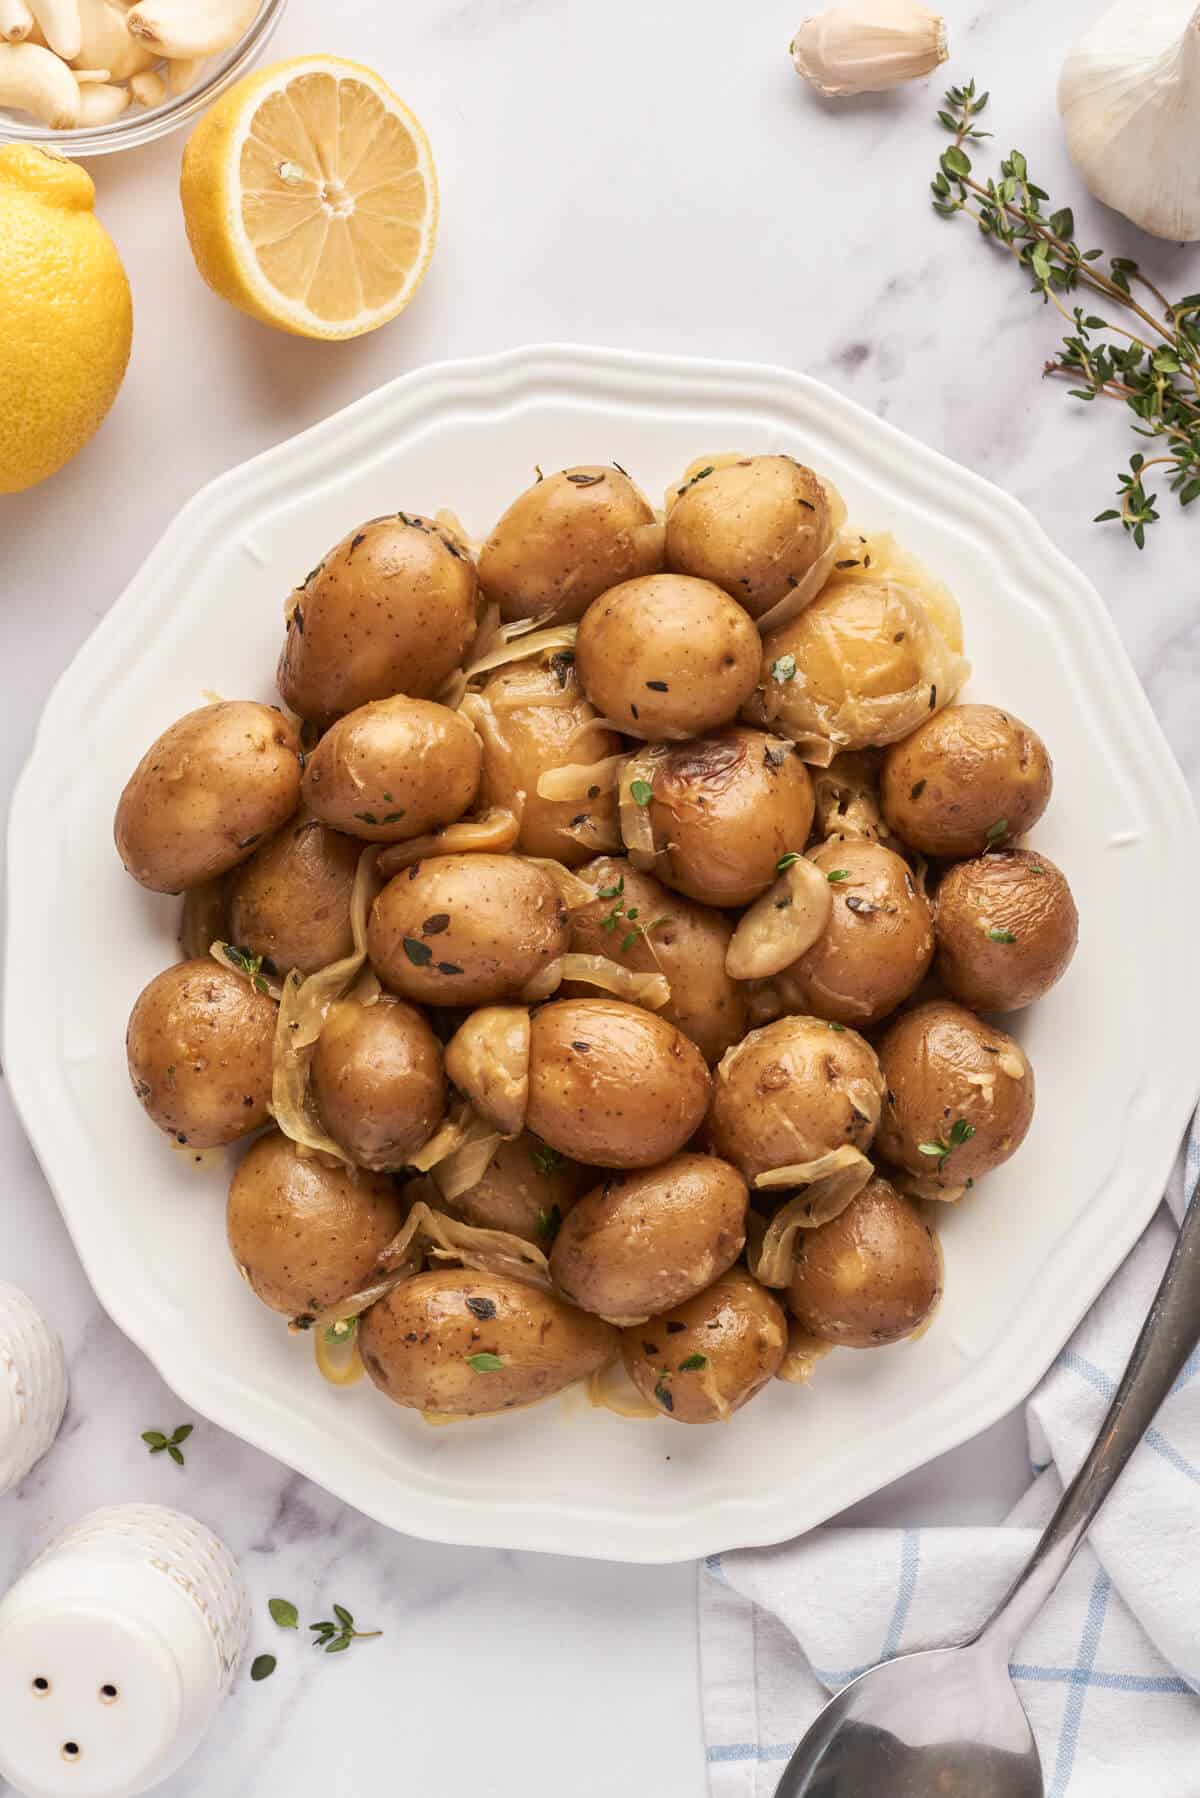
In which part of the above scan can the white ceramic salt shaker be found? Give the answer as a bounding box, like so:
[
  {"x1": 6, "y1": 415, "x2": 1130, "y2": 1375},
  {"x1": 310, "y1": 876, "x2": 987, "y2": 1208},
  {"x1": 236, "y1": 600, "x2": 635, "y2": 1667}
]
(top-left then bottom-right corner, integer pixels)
[
  {"x1": 0, "y1": 1281, "x2": 68, "y2": 1496},
  {"x1": 0, "y1": 1504, "x2": 250, "y2": 1798}
]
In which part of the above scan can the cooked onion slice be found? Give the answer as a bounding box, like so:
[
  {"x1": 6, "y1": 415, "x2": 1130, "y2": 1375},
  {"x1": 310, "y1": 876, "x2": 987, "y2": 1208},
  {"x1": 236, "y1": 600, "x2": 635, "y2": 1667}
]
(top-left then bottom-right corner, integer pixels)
[
  {"x1": 376, "y1": 806, "x2": 522, "y2": 878},
  {"x1": 753, "y1": 476, "x2": 849, "y2": 636},
  {"x1": 522, "y1": 859, "x2": 596, "y2": 909},
  {"x1": 617, "y1": 746, "x2": 667, "y2": 869},
  {"x1": 462, "y1": 623, "x2": 577, "y2": 682},
  {"x1": 587, "y1": 1358, "x2": 658, "y2": 1420},
  {"x1": 749, "y1": 1147, "x2": 874, "y2": 1285},
  {"x1": 210, "y1": 941, "x2": 284, "y2": 1002},
  {"x1": 556, "y1": 953, "x2": 670, "y2": 1010},
  {"x1": 536, "y1": 753, "x2": 626, "y2": 803}
]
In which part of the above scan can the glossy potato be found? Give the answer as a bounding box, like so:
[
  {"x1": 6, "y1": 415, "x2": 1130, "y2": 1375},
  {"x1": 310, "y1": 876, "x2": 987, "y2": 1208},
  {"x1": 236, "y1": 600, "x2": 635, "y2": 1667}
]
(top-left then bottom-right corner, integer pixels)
[
  {"x1": 526, "y1": 998, "x2": 711, "y2": 1169},
  {"x1": 550, "y1": 1153, "x2": 748, "y2": 1323},
  {"x1": 708, "y1": 1015, "x2": 884, "y2": 1184},
  {"x1": 449, "y1": 1132, "x2": 590, "y2": 1246},
  {"x1": 478, "y1": 464, "x2": 664, "y2": 624},
  {"x1": 935, "y1": 848, "x2": 1078, "y2": 1012},
  {"x1": 368, "y1": 854, "x2": 569, "y2": 1006},
  {"x1": 126, "y1": 959, "x2": 277, "y2": 1148},
  {"x1": 665, "y1": 456, "x2": 836, "y2": 619},
  {"x1": 302, "y1": 696, "x2": 482, "y2": 843},
  {"x1": 227, "y1": 1132, "x2": 406, "y2": 1318},
  {"x1": 880, "y1": 704, "x2": 1052, "y2": 859},
  {"x1": 115, "y1": 702, "x2": 302, "y2": 893},
  {"x1": 575, "y1": 573, "x2": 762, "y2": 740},
  {"x1": 277, "y1": 514, "x2": 479, "y2": 725},
  {"x1": 227, "y1": 811, "x2": 361, "y2": 976},
  {"x1": 621, "y1": 1269, "x2": 788, "y2": 1423},
  {"x1": 358, "y1": 1269, "x2": 618, "y2": 1415},
  {"x1": 310, "y1": 995, "x2": 445, "y2": 1170},
  {"x1": 788, "y1": 1175, "x2": 942, "y2": 1347}
]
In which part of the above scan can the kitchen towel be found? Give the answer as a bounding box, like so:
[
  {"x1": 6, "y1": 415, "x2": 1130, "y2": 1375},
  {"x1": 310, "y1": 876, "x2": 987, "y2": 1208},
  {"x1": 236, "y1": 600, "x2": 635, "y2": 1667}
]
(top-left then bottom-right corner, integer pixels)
[{"x1": 700, "y1": 1109, "x2": 1200, "y2": 1798}]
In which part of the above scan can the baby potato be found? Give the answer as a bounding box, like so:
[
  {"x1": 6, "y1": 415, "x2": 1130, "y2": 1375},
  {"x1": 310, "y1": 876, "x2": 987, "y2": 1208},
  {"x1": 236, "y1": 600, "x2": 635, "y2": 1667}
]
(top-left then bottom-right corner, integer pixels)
[
  {"x1": 788, "y1": 1174, "x2": 941, "y2": 1347},
  {"x1": 358, "y1": 1269, "x2": 618, "y2": 1415},
  {"x1": 310, "y1": 995, "x2": 445, "y2": 1170},
  {"x1": 449, "y1": 1132, "x2": 590, "y2": 1245},
  {"x1": 575, "y1": 573, "x2": 762, "y2": 741},
  {"x1": 126, "y1": 958, "x2": 277, "y2": 1149},
  {"x1": 526, "y1": 997, "x2": 711, "y2": 1169},
  {"x1": 550, "y1": 1152, "x2": 748, "y2": 1324},
  {"x1": 875, "y1": 999, "x2": 1035, "y2": 1199},
  {"x1": 880, "y1": 704, "x2": 1052, "y2": 859},
  {"x1": 567, "y1": 857, "x2": 747, "y2": 1063},
  {"x1": 227, "y1": 1131, "x2": 406, "y2": 1318},
  {"x1": 708, "y1": 1015, "x2": 885, "y2": 1185},
  {"x1": 115, "y1": 702, "x2": 302, "y2": 894},
  {"x1": 277, "y1": 514, "x2": 480, "y2": 726},
  {"x1": 227, "y1": 811, "x2": 361, "y2": 977},
  {"x1": 935, "y1": 848, "x2": 1078, "y2": 1012},
  {"x1": 665, "y1": 456, "x2": 837, "y2": 620},
  {"x1": 622, "y1": 1269, "x2": 788, "y2": 1423},
  {"x1": 368, "y1": 854, "x2": 569, "y2": 1006},
  {"x1": 630, "y1": 727, "x2": 815, "y2": 908},
  {"x1": 478, "y1": 464, "x2": 664, "y2": 624},
  {"x1": 302, "y1": 696, "x2": 482, "y2": 843},
  {"x1": 773, "y1": 838, "x2": 934, "y2": 1028}
]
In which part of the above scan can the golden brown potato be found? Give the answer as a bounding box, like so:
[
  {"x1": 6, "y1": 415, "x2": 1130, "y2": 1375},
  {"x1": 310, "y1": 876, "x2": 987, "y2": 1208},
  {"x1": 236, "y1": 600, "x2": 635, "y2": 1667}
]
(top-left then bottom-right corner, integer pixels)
[
  {"x1": 126, "y1": 959, "x2": 277, "y2": 1148},
  {"x1": 788, "y1": 1175, "x2": 941, "y2": 1347},
  {"x1": 627, "y1": 727, "x2": 815, "y2": 908},
  {"x1": 473, "y1": 659, "x2": 622, "y2": 864},
  {"x1": 358, "y1": 1269, "x2": 618, "y2": 1414},
  {"x1": 115, "y1": 702, "x2": 302, "y2": 894},
  {"x1": 664, "y1": 456, "x2": 838, "y2": 620},
  {"x1": 708, "y1": 1015, "x2": 884, "y2": 1185},
  {"x1": 621, "y1": 1269, "x2": 788, "y2": 1423},
  {"x1": 525, "y1": 997, "x2": 711, "y2": 1169},
  {"x1": 772, "y1": 839, "x2": 934, "y2": 1028},
  {"x1": 875, "y1": 1000, "x2": 1035, "y2": 1199},
  {"x1": 310, "y1": 995, "x2": 445, "y2": 1170},
  {"x1": 934, "y1": 849, "x2": 1078, "y2": 1012},
  {"x1": 449, "y1": 1132, "x2": 590, "y2": 1246},
  {"x1": 550, "y1": 1153, "x2": 748, "y2": 1324},
  {"x1": 574, "y1": 573, "x2": 762, "y2": 740},
  {"x1": 226, "y1": 1132, "x2": 406, "y2": 1318},
  {"x1": 478, "y1": 465, "x2": 664, "y2": 624},
  {"x1": 226, "y1": 811, "x2": 361, "y2": 977},
  {"x1": 302, "y1": 696, "x2": 481, "y2": 843},
  {"x1": 368, "y1": 854, "x2": 569, "y2": 1006},
  {"x1": 880, "y1": 704, "x2": 1052, "y2": 859},
  {"x1": 277, "y1": 514, "x2": 480, "y2": 726},
  {"x1": 567, "y1": 857, "x2": 747, "y2": 1063}
]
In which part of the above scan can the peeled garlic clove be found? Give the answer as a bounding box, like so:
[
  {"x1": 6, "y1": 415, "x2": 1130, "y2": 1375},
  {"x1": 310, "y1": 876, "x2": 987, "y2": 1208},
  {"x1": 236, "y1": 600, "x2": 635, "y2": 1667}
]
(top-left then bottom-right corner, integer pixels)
[
  {"x1": 790, "y1": 0, "x2": 948, "y2": 98},
  {"x1": 76, "y1": 74, "x2": 128, "y2": 119},
  {"x1": 444, "y1": 1006, "x2": 531, "y2": 1137},
  {"x1": 726, "y1": 854, "x2": 833, "y2": 981}
]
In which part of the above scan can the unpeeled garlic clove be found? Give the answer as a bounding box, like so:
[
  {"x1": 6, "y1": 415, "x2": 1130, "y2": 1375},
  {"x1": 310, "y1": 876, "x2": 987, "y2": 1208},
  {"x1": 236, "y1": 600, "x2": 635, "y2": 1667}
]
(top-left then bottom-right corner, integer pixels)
[{"x1": 790, "y1": 0, "x2": 948, "y2": 99}]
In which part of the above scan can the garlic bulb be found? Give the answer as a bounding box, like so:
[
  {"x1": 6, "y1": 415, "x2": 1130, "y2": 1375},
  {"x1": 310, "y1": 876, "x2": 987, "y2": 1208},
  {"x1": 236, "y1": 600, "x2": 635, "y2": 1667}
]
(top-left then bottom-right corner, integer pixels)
[
  {"x1": 1059, "y1": 0, "x2": 1200, "y2": 241},
  {"x1": 790, "y1": 0, "x2": 948, "y2": 99}
]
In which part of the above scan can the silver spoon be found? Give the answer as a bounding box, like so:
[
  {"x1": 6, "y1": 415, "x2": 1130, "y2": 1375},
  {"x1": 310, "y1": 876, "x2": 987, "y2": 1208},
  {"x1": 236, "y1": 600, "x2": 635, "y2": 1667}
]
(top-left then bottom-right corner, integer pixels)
[{"x1": 774, "y1": 1183, "x2": 1200, "y2": 1798}]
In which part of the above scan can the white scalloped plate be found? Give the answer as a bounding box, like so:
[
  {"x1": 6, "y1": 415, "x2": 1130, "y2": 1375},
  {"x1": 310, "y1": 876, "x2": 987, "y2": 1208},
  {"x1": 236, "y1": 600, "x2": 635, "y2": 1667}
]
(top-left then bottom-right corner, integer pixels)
[{"x1": 7, "y1": 345, "x2": 1199, "y2": 1563}]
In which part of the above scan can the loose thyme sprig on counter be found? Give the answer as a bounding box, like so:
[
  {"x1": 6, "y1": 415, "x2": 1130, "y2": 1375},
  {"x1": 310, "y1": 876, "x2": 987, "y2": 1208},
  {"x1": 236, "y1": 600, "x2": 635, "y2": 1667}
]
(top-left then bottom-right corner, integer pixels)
[{"x1": 931, "y1": 80, "x2": 1200, "y2": 548}]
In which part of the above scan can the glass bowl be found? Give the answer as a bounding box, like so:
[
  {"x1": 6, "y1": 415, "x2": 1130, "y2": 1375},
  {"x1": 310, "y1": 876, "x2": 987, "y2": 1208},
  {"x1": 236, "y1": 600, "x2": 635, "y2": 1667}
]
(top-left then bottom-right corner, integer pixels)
[{"x1": 0, "y1": 0, "x2": 288, "y2": 156}]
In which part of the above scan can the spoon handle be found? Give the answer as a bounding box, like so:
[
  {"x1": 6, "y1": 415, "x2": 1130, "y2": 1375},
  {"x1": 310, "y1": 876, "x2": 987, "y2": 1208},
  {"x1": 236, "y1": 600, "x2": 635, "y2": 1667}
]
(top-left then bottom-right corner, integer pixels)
[{"x1": 979, "y1": 1179, "x2": 1200, "y2": 1660}]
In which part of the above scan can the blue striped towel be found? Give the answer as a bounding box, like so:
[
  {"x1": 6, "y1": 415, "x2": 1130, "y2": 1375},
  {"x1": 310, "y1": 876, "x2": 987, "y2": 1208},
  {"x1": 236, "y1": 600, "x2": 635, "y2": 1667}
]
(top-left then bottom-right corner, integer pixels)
[{"x1": 700, "y1": 1112, "x2": 1200, "y2": 1797}]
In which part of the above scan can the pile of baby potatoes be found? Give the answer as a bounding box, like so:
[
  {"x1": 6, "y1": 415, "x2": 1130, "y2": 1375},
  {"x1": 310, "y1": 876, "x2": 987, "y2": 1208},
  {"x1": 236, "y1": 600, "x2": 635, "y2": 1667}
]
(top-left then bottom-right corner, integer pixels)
[{"x1": 115, "y1": 454, "x2": 1078, "y2": 1426}]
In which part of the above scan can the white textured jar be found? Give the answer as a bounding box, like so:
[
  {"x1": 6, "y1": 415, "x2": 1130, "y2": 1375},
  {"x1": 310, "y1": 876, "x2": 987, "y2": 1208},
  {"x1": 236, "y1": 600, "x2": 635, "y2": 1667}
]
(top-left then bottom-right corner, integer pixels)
[
  {"x1": 0, "y1": 1281, "x2": 68, "y2": 1496},
  {"x1": 0, "y1": 1504, "x2": 250, "y2": 1798}
]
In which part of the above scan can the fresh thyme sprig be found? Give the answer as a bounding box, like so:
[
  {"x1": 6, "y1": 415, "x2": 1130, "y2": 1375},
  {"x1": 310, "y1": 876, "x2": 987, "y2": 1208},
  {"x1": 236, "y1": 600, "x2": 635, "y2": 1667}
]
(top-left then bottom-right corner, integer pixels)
[
  {"x1": 309, "y1": 1605, "x2": 382, "y2": 1655},
  {"x1": 141, "y1": 1423, "x2": 193, "y2": 1466},
  {"x1": 931, "y1": 80, "x2": 1200, "y2": 548}
]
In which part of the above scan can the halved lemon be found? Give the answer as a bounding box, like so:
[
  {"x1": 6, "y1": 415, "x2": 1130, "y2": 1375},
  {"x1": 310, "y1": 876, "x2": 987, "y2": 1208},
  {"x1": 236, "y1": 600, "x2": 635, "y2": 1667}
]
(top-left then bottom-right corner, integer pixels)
[{"x1": 180, "y1": 55, "x2": 438, "y2": 341}]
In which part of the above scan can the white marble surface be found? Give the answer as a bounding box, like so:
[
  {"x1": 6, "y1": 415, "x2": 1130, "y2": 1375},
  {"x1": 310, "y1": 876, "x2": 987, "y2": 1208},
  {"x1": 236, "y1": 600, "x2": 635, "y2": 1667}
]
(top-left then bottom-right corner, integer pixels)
[{"x1": 1, "y1": 0, "x2": 1198, "y2": 1791}]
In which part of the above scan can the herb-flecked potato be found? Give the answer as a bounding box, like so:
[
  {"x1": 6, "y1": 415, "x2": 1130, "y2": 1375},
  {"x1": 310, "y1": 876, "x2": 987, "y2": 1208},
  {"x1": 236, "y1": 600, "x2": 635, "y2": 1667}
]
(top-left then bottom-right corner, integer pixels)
[
  {"x1": 574, "y1": 573, "x2": 762, "y2": 740},
  {"x1": 358, "y1": 1269, "x2": 618, "y2": 1415},
  {"x1": 368, "y1": 854, "x2": 569, "y2": 1006},
  {"x1": 880, "y1": 704, "x2": 1052, "y2": 859},
  {"x1": 567, "y1": 857, "x2": 747, "y2": 1063},
  {"x1": 126, "y1": 959, "x2": 277, "y2": 1148},
  {"x1": 448, "y1": 1132, "x2": 589, "y2": 1246},
  {"x1": 627, "y1": 727, "x2": 815, "y2": 908},
  {"x1": 226, "y1": 1132, "x2": 406, "y2": 1319},
  {"x1": 934, "y1": 848, "x2": 1078, "y2": 1012},
  {"x1": 664, "y1": 456, "x2": 838, "y2": 621},
  {"x1": 277, "y1": 514, "x2": 480, "y2": 726},
  {"x1": 302, "y1": 695, "x2": 482, "y2": 844},
  {"x1": 478, "y1": 465, "x2": 665, "y2": 624},
  {"x1": 875, "y1": 999, "x2": 1035, "y2": 1199},
  {"x1": 622, "y1": 1269, "x2": 788, "y2": 1423},
  {"x1": 227, "y1": 811, "x2": 361, "y2": 976},
  {"x1": 788, "y1": 1174, "x2": 941, "y2": 1347},
  {"x1": 115, "y1": 702, "x2": 302, "y2": 893},
  {"x1": 525, "y1": 997, "x2": 711, "y2": 1169},
  {"x1": 550, "y1": 1152, "x2": 748, "y2": 1324},
  {"x1": 310, "y1": 995, "x2": 445, "y2": 1170}
]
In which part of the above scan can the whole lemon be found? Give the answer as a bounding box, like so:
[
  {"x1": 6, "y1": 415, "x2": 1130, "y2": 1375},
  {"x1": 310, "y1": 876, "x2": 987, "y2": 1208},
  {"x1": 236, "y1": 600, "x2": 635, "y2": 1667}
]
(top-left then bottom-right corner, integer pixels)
[{"x1": 0, "y1": 145, "x2": 133, "y2": 494}]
